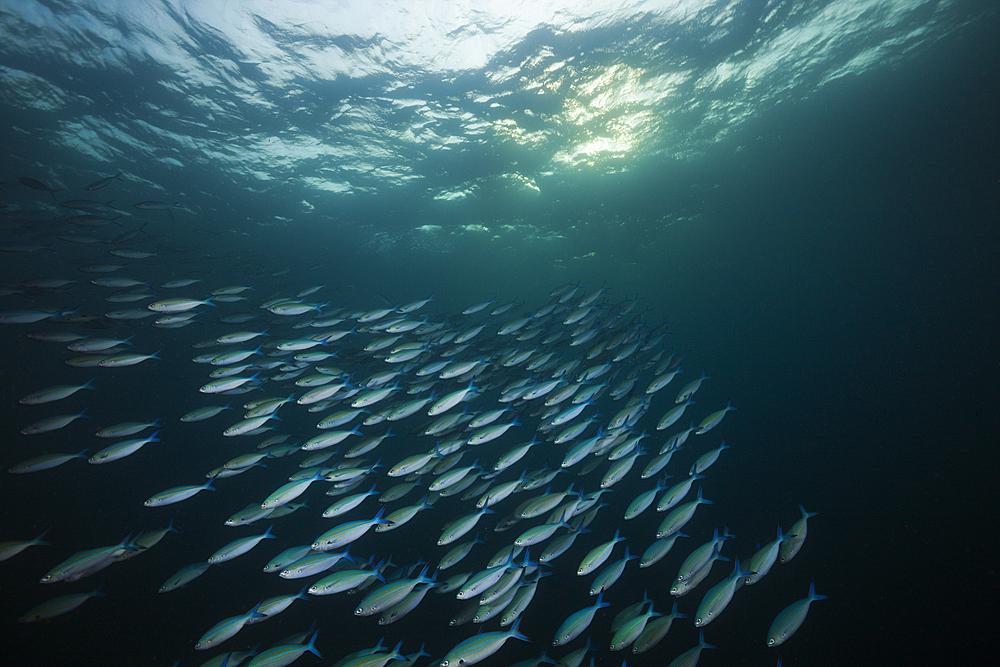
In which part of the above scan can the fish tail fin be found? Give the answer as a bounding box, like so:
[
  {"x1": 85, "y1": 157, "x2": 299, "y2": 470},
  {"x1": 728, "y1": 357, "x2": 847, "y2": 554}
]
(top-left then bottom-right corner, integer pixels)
[
  {"x1": 808, "y1": 581, "x2": 828, "y2": 601},
  {"x1": 305, "y1": 631, "x2": 322, "y2": 658}
]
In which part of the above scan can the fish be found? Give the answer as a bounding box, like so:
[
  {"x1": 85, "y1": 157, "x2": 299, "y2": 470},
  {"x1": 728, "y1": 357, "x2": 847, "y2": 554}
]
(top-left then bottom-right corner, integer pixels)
[
  {"x1": 632, "y1": 602, "x2": 687, "y2": 654},
  {"x1": 322, "y1": 483, "x2": 379, "y2": 518},
  {"x1": 180, "y1": 404, "x2": 233, "y2": 422},
  {"x1": 438, "y1": 503, "x2": 493, "y2": 546},
  {"x1": 18, "y1": 584, "x2": 105, "y2": 622},
  {"x1": 39, "y1": 534, "x2": 135, "y2": 583},
  {"x1": 261, "y1": 472, "x2": 327, "y2": 510},
  {"x1": 208, "y1": 526, "x2": 276, "y2": 564},
  {"x1": 89, "y1": 431, "x2": 160, "y2": 464},
  {"x1": 245, "y1": 585, "x2": 312, "y2": 624},
  {"x1": 440, "y1": 617, "x2": 529, "y2": 666},
  {"x1": 457, "y1": 550, "x2": 532, "y2": 601},
  {"x1": 670, "y1": 543, "x2": 730, "y2": 598},
  {"x1": 657, "y1": 487, "x2": 713, "y2": 538},
  {"x1": 467, "y1": 416, "x2": 522, "y2": 445},
  {"x1": 134, "y1": 200, "x2": 181, "y2": 210},
  {"x1": 513, "y1": 512, "x2": 572, "y2": 548},
  {"x1": 666, "y1": 631, "x2": 715, "y2": 667},
  {"x1": 657, "y1": 474, "x2": 707, "y2": 513},
  {"x1": 144, "y1": 478, "x2": 216, "y2": 507},
  {"x1": 98, "y1": 350, "x2": 162, "y2": 367},
  {"x1": 590, "y1": 546, "x2": 638, "y2": 595},
  {"x1": 18, "y1": 176, "x2": 63, "y2": 200},
  {"x1": 675, "y1": 372, "x2": 710, "y2": 403},
  {"x1": 310, "y1": 560, "x2": 386, "y2": 596},
  {"x1": 694, "y1": 558, "x2": 755, "y2": 627},
  {"x1": 148, "y1": 297, "x2": 215, "y2": 313},
  {"x1": 19, "y1": 378, "x2": 96, "y2": 404},
  {"x1": 645, "y1": 368, "x2": 682, "y2": 395},
  {"x1": 553, "y1": 591, "x2": 611, "y2": 646},
  {"x1": 639, "y1": 532, "x2": 687, "y2": 569},
  {"x1": 200, "y1": 373, "x2": 261, "y2": 394},
  {"x1": 767, "y1": 582, "x2": 827, "y2": 646},
  {"x1": 355, "y1": 565, "x2": 435, "y2": 616},
  {"x1": 20, "y1": 408, "x2": 89, "y2": 435},
  {"x1": 695, "y1": 400, "x2": 735, "y2": 435},
  {"x1": 428, "y1": 461, "x2": 481, "y2": 493},
  {"x1": 9, "y1": 449, "x2": 89, "y2": 473},
  {"x1": 428, "y1": 379, "x2": 479, "y2": 416},
  {"x1": 159, "y1": 562, "x2": 214, "y2": 593},
  {"x1": 657, "y1": 398, "x2": 695, "y2": 430},
  {"x1": 676, "y1": 527, "x2": 734, "y2": 582},
  {"x1": 195, "y1": 601, "x2": 265, "y2": 650},
  {"x1": 247, "y1": 632, "x2": 323, "y2": 667},
  {"x1": 312, "y1": 508, "x2": 391, "y2": 551},
  {"x1": 610, "y1": 602, "x2": 661, "y2": 651},
  {"x1": 745, "y1": 526, "x2": 794, "y2": 585},
  {"x1": 625, "y1": 477, "x2": 670, "y2": 520},
  {"x1": 95, "y1": 420, "x2": 160, "y2": 438},
  {"x1": 780, "y1": 504, "x2": 819, "y2": 563},
  {"x1": 245, "y1": 630, "x2": 321, "y2": 666},
  {"x1": 0, "y1": 273, "x2": 798, "y2": 666},
  {"x1": 85, "y1": 172, "x2": 124, "y2": 190},
  {"x1": 0, "y1": 530, "x2": 50, "y2": 562},
  {"x1": 577, "y1": 528, "x2": 626, "y2": 576},
  {"x1": 115, "y1": 520, "x2": 180, "y2": 561}
]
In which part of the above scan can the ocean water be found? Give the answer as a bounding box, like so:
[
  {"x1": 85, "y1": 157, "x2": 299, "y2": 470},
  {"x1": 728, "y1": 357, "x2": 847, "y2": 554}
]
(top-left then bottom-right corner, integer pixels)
[{"x1": 1, "y1": 2, "x2": 997, "y2": 666}]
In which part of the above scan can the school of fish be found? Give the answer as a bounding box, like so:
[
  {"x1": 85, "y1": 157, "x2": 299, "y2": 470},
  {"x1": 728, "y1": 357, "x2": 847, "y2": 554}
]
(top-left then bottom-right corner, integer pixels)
[{"x1": 2, "y1": 174, "x2": 825, "y2": 667}]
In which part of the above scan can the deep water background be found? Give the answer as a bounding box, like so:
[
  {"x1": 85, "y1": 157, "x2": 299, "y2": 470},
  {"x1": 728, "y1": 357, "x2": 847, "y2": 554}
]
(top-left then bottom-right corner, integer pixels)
[{"x1": 1, "y1": 5, "x2": 997, "y2": 667}]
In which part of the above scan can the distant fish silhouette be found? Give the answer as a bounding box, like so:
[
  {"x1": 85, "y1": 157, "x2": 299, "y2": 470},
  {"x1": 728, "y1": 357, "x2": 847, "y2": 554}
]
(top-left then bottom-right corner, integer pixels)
[{"x1": 18, "y1": 176, "x2": 63, "y2": 201}]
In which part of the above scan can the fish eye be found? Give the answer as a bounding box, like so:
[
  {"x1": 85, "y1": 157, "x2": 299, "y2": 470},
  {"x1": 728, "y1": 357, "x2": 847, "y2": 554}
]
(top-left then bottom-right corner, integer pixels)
[{"x1": 768, "y1": 639, "x2": 775, "y2": 646}]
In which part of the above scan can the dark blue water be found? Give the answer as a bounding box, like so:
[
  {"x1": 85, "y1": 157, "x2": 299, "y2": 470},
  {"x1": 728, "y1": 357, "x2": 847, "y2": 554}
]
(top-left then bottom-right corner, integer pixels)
[{"x1": 2, "y1": 2, "x2": 997, "y2": 666}]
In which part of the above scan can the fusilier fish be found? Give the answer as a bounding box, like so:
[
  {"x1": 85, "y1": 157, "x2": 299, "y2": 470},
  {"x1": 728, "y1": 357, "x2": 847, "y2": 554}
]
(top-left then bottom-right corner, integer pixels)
[
  {"x1": 666, "y1": 631, "x2": 715, "y2": 667},
  {"x1": 632, "y1": 602, "x2": 687, "y2": 654},
  {"x1": 98, "y1": 350, "x2": 161, "y2": 367},
  {"x1": 21, "y1": 408, "x2": 89, "y2": 435},
  {"x1": 195, "y1": 602, "x2": 265, "y2": 650},
  {"x1": 89, "y1": 431, "x2": 160, "y2": 464},
  {"x1": 0, "y1": 530, "x2": 50, "y2": 562},
  {"x1": 675, "y1": 372, "x2": 709, "y2": 403},
  {"x1": 9, "y1": 450, "x2": 89, "y2": 473},
  {"x1": 694, "y1": 558, "x2": 755, "y2": 627},
  {"x1": 767, "y1": 582, "x2": 827, "y2": 646},
  {"x1": 657, "y1": 488, "x2": 713, "y2": 538},
  {"x1": 577, "y1": 529, "x2": 626, "y2": 576},
  {"x1": 745, "y1": 526, "x2": 794, "y2": 585},
  {"x1": 148, "y1": 297, "x2": 214, "y2": 313},
  {"x1": 19, "y1": 378, "x2": 96, "y2": 404},
  {"x1": 780, "y1": 505, "x2": 819, "y2": 563},
  {"x1": 695, "y1": 400, "x2": 735, "y2": 435},
  {"x1": 440, "y1": 617, "x2": 529, "y2": 667},
  {"x1": 553, "y1": 591, "x2": 610, "y2": 646},
  {"x1": 610, "y1": 602, "x2": 661, "y2": 651},
  {"x1": 312, "y1": 508, "x2": 391, "y2": 551},
  {"x1": 18, "y1": 585, "x2": 105, "y2": 622},
  {"x1": 144, "y1": 478, "x2": 216, "y2": 507},
  {"x1": 208, "y1": 526, "x2": 276, "y2": 564}
]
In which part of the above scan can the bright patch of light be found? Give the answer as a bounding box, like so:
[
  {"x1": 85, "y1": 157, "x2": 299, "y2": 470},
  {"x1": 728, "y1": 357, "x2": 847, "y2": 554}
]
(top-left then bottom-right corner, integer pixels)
[
  {"x1": 301, "y1": 178, "x2": 353, "y2": 194},
  {"x1": 434, "y1": 190, "x2": 471, "y2": 201}
]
